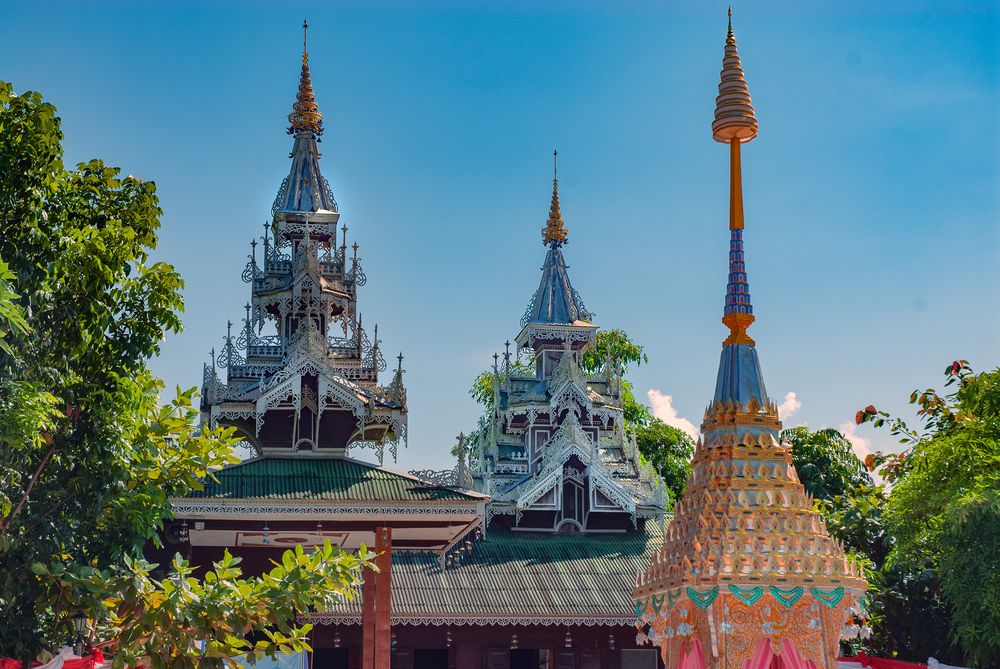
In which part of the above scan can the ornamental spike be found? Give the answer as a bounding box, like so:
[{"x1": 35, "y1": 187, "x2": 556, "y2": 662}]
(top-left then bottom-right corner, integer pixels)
[
  {"x1": 542, "y1": 149, "x2": 568, "y2": 247},
  {"x1": 287, "y1": 20, "x2": 323, "y2": 135}
]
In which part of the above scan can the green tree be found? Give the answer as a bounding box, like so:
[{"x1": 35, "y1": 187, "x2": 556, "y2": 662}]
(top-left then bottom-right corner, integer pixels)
[
  {"x1": 33, "y1": 544, "x2": 373, "y2": 669},
  {"x1": 858, "y1": 361, "x2": 1000, "y2": 667},
  {"x1": 0, "y1": 259, "x2": 28, "y2": 356},
  {"x1": 469, "y1": 359, "x2": 535, "y2": 407},
  {"x1": 782, "y1": 427, "x2": 872, "y2": 501},
  {"x1": 633, "y1": 419, "x2": 694, "y2": 503},
  {"x1": 0, "y1": 82, "x2": 369, "y2": 664},
  {"x1": 582, "y1": 329, "x2": 651, "y2": 428},
  {"x1": 579, "y1": 328, "x2": 647, "y2": 373}
]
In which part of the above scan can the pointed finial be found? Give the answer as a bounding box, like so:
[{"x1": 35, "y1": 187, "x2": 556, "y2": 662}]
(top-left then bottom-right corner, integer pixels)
[
  {"x1": 713, "y1": 9, "x2": 757, "y2": 143},
  {"x1": 303, "y1": 19, "x2": 309, "y2": 51},
  {"x1": 542, "y1": 149, "x2": 569, "y2": 247},
  {"x1": 288, "y1": 20, "x2": 323, "y2": 135},
  {"x1": 397, "y1": 352, "x2": 404, "y2": 373},
  {"x1": 717, "y1": 8, "x2": 757, "y2": 346}
]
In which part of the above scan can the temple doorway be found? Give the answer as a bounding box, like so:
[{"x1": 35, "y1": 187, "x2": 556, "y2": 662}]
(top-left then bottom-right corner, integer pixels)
[
  {"x1": 413, "y1": 648, "x2": 449, "y2": 669},
  {"x1": 510, "y1": 649, "x2": 550, "y2": 669},
  {"x1": 312, "y1": 648, "x2": 349, "y2": 669}
]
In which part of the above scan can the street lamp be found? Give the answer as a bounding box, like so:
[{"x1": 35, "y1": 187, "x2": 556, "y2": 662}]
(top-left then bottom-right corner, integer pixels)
[{"x1": 70, "y1": 612, "x2": 88, "y2": 657}]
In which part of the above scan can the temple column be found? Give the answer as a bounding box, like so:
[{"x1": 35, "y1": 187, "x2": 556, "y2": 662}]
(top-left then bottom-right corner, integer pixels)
[
  {"x1": 374, "y1": 527, "x2": 393, "y2": 668},
  {"x1": 361, "y1": 562, "x2": 376, "y2": 669}
]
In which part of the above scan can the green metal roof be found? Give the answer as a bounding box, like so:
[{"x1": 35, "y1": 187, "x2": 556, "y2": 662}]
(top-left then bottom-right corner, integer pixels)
[
  {"x1": 185, "y1": 457, "x2": 480, "y2": 503},
  {"x1": 320, "y1": 524, "x2": 663, "y2": 623}
]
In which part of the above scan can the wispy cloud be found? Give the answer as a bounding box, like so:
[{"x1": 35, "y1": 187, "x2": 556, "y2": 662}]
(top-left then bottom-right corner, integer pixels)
[
  {"x1": 777, "y1": 391, "x2": 801, "y2": 421},
  {"x1": 647, "y1": 389, "x2": 698, "y2": 439},
  {"x1": 838, "y1": 421, "x2": 872, "y2": 461}
]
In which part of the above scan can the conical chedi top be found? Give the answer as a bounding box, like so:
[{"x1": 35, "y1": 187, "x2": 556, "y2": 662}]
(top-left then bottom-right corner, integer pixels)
[
  {"x1": 276, "y1": 20, "x2": 337, "y2": 215},
  {"x1": 288, "y1": 20, "x2": 323, "y2": 135},
  {"x1": 522, "y1": 151, "x2": 591, "y2": 326},
  {"x1": 632, "y1": 13, "x2": 866, "y2": 669},
  {"x1": 542, "y1": 150, "x2": 569, "y2": 246}
]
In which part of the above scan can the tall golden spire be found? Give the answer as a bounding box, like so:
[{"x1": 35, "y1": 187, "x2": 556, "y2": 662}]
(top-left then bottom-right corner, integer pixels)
[
  {"x1": 542, "y1": 150, "x2": 568, "y2": 246},
  {"x1": 288, "y1": 20, "x2": 323, "y2": 135},
  {"x1": 715, "y1": 9, "x2": 758, "y2": 346}
]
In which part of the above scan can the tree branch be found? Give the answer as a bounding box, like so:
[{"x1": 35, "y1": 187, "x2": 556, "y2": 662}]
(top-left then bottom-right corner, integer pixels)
[{"x1": 0, "y1": 443, "x2": 58, "y2": 533}]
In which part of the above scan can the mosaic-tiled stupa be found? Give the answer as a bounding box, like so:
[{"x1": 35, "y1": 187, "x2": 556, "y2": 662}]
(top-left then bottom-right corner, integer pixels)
[{"x1": 631, "y1": 12, "x2": 867, "y2": 669}]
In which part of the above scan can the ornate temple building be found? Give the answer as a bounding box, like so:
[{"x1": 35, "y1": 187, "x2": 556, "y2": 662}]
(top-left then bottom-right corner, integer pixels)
[
  {"x1": 154, "y1": 24, "x2": 666, "y2": 669},
  {"x1": 153, "y1": 25, "x2": 488, "y2": 669},
  {"x1": 631, "y1": 13, "x2": 867, "y2": 669},
  {"x1": 460, "y1": 151, "x2": 666, "y2": 532},
  {"x1": 200, "y1": 25, "x2": 405, "y2": 460}
]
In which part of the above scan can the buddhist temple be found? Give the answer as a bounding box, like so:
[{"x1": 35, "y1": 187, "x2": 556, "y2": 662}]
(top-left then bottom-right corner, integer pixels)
[
  {"x1": 631, "y1": 12, "x2": 867, "y2": 669},
  {"x1": 376, "y1": 152, "x2": 668, "y2": 668},
  {"x1": 460, "y1": 150, "x2": 666, "y2": 532},
  {"x1": 153, "y1": 24, "x2": 666, "y2": 669},
  {"x1": 151, "y1": 23, "x2": 489, "y2": 669}
]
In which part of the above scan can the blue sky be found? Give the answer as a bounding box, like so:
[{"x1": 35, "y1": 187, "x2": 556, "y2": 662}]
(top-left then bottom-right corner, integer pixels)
[{"x1": 2, "y1": 1, "x2": 997, "y2": 469}]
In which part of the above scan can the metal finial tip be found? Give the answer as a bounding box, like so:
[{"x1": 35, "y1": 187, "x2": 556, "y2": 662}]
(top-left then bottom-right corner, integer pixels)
[{"x1": 303, "y1": 20, "x2": 309, "y2": 50}]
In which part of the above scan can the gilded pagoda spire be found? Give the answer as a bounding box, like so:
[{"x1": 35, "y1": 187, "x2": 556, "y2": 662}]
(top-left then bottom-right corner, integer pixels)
[
  {"x1": 288, "y1": 20, "x2": 323, "y2": 135},
  {"x1": 631, "y1": 14, "x2": 866, "y2": 669},
  {"x1": 542, "y1": 150, "x2": 568, "y2": 247}
]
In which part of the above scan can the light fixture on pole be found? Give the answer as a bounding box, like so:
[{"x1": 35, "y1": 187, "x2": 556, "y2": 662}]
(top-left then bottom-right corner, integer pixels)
[{"x1": 71, "y1": 612, "x2": 88, "y2": 657}]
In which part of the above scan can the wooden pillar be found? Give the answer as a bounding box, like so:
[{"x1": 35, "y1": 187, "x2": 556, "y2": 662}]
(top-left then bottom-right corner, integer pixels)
[
  {"x1": 374, "y1": 527, "x2": 393, "y2": 668},
  {"x1": 362, "y1": 562, "x2": 376, "y2": 669}
]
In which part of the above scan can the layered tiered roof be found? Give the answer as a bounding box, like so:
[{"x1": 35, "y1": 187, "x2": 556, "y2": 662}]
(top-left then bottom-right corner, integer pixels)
[
  {"x1": 459, "y1": 154, "x2": 663, "y2": 533},
  {"x1": 632, "y1": 13, "x2": 866, "y2": 669},
  {"x1": 200, "y1": 22, "x2": 406, "y2": 461}
]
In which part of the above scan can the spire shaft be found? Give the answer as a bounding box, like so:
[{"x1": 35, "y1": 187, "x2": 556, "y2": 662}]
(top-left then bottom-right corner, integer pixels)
[
  {"x1": 729, "y1": 138, "x2": 744, "y2": 230},
  {"x1": 715, "y1": 12, "x2": 757, "y2": 346}
]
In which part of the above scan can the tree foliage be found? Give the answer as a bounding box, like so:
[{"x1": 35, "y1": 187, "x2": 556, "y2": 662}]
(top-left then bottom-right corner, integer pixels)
[
  {"x1": 782, "y1": 427, "x2": 872, "y2": 502},
  {"x1": 469, "y1": 359, "x2": 534, "y2": 407},
  {"x1": 633, "y1": 419, "x2": 694, "y2": 504},
  {"x1": 33, "y1": 543, "x2": 373, "y2": 669},
  {"x1": 579, "y1": 328, "x2": 647, "y2": 374},
  {"x1": 857, "y1": 361, "x2": 1000, "y2": 666},
  {"x1": 0, "y1": 82, "x2": 369, "y2": 664}
]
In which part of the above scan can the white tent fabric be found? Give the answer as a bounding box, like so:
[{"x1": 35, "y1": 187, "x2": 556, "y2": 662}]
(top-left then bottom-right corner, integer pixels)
[{"x1": 232, "y1": 651, "x2": 308, "y2": 669}]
